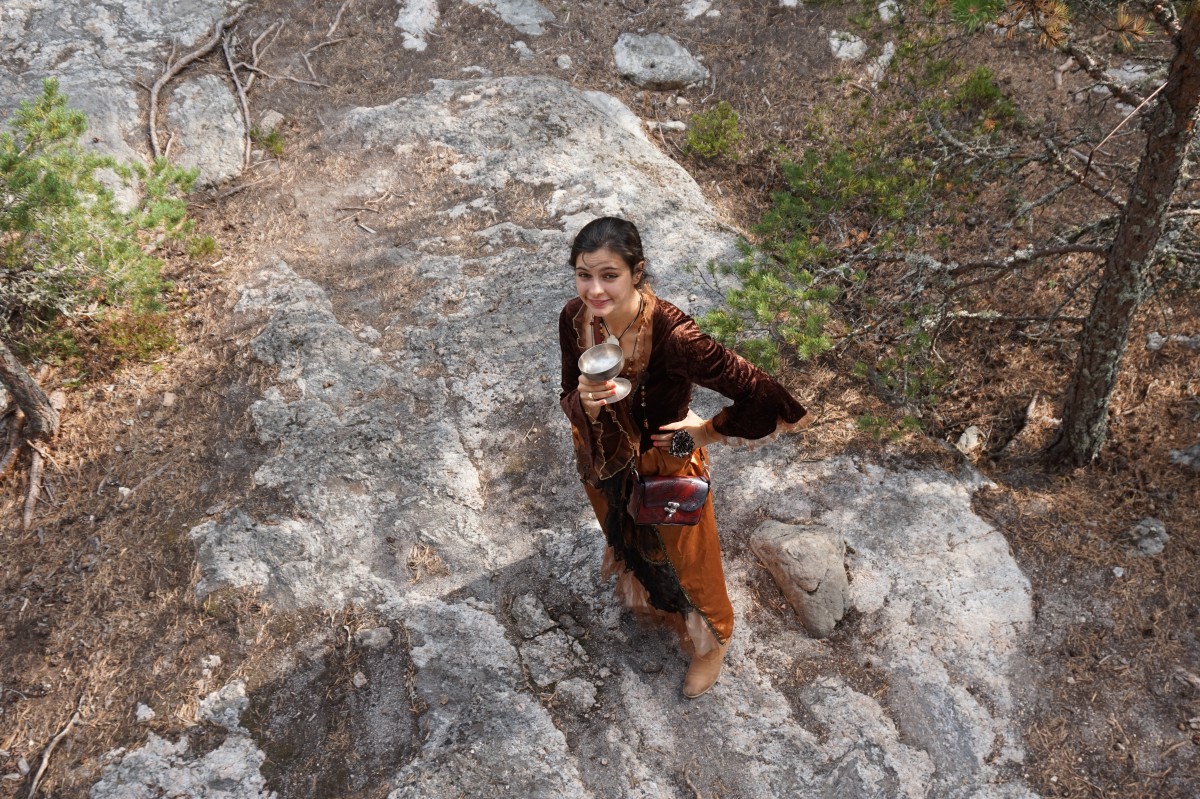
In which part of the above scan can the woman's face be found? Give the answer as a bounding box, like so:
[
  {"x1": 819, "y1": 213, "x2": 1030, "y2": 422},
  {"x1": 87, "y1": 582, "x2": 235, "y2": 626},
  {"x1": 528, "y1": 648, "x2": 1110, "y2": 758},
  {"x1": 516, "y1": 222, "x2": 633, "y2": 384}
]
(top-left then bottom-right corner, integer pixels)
[{"x1": 574, "y1": 247, "x2": 643, "y2": 319}]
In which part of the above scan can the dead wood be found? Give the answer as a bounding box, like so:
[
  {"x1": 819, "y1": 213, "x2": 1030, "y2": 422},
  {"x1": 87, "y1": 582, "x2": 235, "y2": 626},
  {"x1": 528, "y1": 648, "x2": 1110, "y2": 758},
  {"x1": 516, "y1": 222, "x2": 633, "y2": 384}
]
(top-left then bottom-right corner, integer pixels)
[{"x1": 26, "y1": 695, "x2": 85, "y2": 799}]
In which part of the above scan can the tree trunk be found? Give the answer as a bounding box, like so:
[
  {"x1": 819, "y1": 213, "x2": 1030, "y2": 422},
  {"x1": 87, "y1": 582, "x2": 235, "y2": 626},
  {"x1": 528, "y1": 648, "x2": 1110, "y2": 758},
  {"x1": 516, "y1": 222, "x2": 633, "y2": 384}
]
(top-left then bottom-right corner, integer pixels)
[
  {"x1": 1046, "y1": 13, "x2": 1200, "y2": 466},
  {"x1": 0, "y1": 340, "x2": 59, "y2": 442}
]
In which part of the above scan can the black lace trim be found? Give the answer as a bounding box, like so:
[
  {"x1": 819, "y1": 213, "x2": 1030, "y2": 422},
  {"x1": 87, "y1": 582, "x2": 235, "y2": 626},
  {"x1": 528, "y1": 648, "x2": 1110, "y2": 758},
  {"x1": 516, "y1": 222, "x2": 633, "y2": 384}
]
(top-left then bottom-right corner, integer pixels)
[{"x1": 598, "y1": 470, "x2": 693, "y2": 618}]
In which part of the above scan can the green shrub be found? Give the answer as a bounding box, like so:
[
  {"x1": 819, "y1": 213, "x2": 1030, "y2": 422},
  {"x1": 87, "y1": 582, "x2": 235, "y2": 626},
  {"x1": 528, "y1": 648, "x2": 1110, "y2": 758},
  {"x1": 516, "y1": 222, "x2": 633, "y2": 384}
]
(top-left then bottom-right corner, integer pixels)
[
  {"x1": 249, "y1": 126, "x2": 284, "y2": 158},
  {"x1": 0, "y1": 79, "x2": 196, "y2": 355},
  {"x1": 685, "y1": 101, "x2": 746, "y2": 160}
]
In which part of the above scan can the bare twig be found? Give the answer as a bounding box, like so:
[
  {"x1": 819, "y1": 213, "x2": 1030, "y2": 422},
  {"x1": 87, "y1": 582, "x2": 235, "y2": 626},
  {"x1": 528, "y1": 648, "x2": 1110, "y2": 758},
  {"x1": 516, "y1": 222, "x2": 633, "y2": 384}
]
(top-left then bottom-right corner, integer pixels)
[
  {"x1": 1043, "y1": 138, "x2": 1125, "y2": 210},
  {"x1": 222, "y1": 34, "x2": 253, "y2": 169},
  {"x1": 27, "y1": 694, "x2": 85, "y2": 799},
  {"x1": 148, "y1": 5, "x2": 247, "y2": 158},
  {"x1": 949, "y1": 244, "x2": 1108, "y2": 278},
  {"x1": 1085, "y1": 80, "x2": 1169, "y2": 180},
  {"x1": 119, "y1": 460, "x2": 175, "y2": 508},
  {"x1": 1062, "y1": 41, "x2": 1146, "y2": 108},
  {"x1": 307, "y1": 37, "x2": 348, "y2": 53},
  {"x1": 244, "y1": 22, "x2": 282, "y2": 93},
  {"x1": 235, "y1": 63, "x2": 328, "y2": 87},
  {"x1": 327, "y1": 0, "x2": 353, "y2": 38}
]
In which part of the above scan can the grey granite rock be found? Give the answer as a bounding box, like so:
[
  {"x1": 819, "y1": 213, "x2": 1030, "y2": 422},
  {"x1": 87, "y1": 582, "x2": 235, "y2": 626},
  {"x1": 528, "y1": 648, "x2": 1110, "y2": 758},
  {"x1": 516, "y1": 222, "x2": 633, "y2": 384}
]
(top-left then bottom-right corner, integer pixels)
[
  {"x1": 174, "y1": 76, "x2": 1036, "y2": 799},
  {"x1": 511, "y1": 593, "x2": 558, "y2": 639},
  {"x1": 1, "y1": 1, "x2": 243, "y2": 180},
  {"x1": 750, "y1": 521, "x2": 848, "y2": 637},
  {"x1": 168, "y1": 74, "x2": 244, "y2": 186},
  {"x1": 613, "y1": 33, "x2": 709, "y2": 90}
]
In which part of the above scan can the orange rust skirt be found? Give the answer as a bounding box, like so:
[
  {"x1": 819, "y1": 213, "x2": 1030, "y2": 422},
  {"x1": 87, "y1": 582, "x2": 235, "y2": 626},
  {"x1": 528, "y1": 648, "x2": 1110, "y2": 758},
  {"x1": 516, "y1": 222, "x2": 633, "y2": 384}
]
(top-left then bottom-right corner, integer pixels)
[{"x1": 583, "y1": 446, "x2": 733, "y2": 656}]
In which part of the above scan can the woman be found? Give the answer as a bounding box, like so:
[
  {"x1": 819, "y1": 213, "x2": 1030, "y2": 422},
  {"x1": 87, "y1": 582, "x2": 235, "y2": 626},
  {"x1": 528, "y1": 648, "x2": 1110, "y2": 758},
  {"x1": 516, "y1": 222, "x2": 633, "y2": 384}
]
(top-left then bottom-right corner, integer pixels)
[{"x1": 558, "y1": 216, "x2": 808, "y2": 698}]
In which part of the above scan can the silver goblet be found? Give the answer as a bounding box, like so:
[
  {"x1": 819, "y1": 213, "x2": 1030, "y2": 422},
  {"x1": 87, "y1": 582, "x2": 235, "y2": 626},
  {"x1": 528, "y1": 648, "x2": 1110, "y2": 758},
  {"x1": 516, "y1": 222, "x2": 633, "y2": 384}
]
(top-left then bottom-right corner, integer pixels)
[{"x1": 578, "y1": 343, "x2": 632, "y2": 402}]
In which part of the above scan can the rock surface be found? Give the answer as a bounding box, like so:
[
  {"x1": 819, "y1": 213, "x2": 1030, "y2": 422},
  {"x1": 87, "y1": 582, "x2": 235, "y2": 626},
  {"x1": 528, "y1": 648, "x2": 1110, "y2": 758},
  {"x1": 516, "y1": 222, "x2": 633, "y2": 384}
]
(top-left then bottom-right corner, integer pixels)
[
  {"x1": 162, "y1": 75, "x2": 1038, "y2": 798},
  {"x1": 750, "y1": 521, "x2": 849, "y2": 638},
  {"x1": 0, "y1": 0, "x2": 244, "y2": 181},
  {"x1": 168, "y1": 74, "x2": 246, "y2": 187},
  {"x1": 613, "y1": 33, "x2": 710, "y2": 89}
]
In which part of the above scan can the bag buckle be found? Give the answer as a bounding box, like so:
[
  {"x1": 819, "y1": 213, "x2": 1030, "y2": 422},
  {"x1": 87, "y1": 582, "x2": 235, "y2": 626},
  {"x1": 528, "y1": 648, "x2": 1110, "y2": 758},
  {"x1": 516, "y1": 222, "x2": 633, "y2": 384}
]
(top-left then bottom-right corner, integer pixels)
[{"x1": 665, "y1": 501, "x2": 680, "y2": 518}]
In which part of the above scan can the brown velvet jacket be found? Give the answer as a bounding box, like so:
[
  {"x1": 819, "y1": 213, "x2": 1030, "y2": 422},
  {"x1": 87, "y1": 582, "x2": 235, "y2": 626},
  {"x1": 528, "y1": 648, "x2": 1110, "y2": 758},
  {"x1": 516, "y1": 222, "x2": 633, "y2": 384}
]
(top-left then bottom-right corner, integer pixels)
[{"x1": 559, "y1": 294, "x2": 807, "y2": 483}]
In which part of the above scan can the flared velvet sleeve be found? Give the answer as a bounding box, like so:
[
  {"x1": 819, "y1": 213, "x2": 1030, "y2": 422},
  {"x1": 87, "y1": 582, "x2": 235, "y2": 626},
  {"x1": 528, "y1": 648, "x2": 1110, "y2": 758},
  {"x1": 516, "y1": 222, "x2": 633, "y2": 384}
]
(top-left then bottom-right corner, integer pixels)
[{"x1": 663, "y1": 313, "x2": 807, "y2": 441}]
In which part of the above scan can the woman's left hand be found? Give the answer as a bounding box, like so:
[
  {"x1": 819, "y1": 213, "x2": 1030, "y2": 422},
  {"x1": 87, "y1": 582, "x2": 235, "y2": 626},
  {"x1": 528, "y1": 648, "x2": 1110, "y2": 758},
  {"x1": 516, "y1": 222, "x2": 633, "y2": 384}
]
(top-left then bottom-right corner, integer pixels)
[{"x1": 652, "y1": 409, "x2": 716, "y2": 452}]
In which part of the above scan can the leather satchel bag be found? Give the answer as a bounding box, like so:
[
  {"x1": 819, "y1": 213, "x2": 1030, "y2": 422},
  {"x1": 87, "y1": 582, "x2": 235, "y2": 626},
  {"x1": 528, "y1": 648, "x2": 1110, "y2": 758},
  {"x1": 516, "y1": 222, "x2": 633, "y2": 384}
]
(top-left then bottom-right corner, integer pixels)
[{"x1": 627, "y1": 470, "x2": 710, "y2": 526}]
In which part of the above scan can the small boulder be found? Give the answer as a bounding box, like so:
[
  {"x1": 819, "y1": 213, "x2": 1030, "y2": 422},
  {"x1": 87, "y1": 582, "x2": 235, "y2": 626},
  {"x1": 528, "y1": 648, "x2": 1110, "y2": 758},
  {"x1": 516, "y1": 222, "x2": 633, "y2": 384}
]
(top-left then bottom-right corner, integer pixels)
[
  {"x1": 353, "y1": 626, "x2": 394, "y2": 649},
  {"x1": 555, "y1": 677, "x2": 597, "y2": 714},
  {"x1": 511, "y1": 593, "x2": 557, "y2": 639},
  {"x1": 613, "y1": 33, "x2": 709, "y2": 90},
  {"x1": 829, "y1": 31, "x2": 868, "y2": 62},
  {"x1": 168, "y1": 74, "x2": 245, "y2": 187},
  {"x1": 750, "y1": 521, "x2": 849, "y2": 638}
]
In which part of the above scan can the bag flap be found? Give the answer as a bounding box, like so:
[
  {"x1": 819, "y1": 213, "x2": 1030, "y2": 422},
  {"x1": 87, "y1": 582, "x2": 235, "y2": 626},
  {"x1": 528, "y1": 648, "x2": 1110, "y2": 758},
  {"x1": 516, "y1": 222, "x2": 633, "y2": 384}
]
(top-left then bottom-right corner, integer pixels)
[{"x1": 640, "y1": 476, "x2": 709, "y2": 513}]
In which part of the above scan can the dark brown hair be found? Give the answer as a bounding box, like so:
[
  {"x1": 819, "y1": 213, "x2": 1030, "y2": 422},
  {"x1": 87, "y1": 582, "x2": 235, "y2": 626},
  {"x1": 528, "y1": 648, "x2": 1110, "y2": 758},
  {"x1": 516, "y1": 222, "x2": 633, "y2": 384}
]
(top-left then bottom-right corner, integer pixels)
[{"x1": 569, "y1": 217, "x2": 647, "y2": 285}]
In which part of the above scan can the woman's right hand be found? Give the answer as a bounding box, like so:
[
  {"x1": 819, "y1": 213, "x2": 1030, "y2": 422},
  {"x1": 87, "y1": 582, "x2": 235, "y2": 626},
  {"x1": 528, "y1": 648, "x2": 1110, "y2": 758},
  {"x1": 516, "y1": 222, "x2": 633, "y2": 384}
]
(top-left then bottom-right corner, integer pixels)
[{"x1": 578, "y1": 375, "x2": 617, "y2": 419}]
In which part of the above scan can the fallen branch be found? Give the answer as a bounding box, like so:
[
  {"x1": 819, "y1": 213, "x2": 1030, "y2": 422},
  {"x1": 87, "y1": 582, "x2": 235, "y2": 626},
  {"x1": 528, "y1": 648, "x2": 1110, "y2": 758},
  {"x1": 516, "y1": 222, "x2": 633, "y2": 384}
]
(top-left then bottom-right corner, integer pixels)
[
  {"x1": 26, "y1": 695, "x2": 85, "y2": 799},
  {"x1": 222, "y1": 33, "x2": 253, "y2": 169},
  {"x1": 328, "y1": 0, "x2": 353, "y2": 38},
  {"x1": 23, "y1": 446, "x2": 44, "y2": 531},
  {"x1": 307, "y1": 37, "x2": 348, "y2": 53},
  {"x1": 235, "y1": 63, "x2": 328, "y2": 87},
  {"x1": 243, "y1": 22, "x2": 282, "y2": 93},
  {"x1": 148, "y1": 5, "x2": 248, "y2": 158}
]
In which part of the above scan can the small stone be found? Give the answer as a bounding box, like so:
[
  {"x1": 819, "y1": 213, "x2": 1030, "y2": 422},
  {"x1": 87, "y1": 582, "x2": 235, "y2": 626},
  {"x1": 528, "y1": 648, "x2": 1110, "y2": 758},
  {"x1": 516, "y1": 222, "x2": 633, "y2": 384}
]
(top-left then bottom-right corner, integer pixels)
[
  {"x1": 200, "y1": 654, "x2": 222, "y2": 670},
  {"x1": 646, "y1": 120, "x2": 687, "y2": 132},
  {"x1": 955, "y1": 425, "x2": 983, "y2": 455},
  {"x1": 555, "y1": 677, "x2": 597, "y2": 713},
  {"x1": 878, "y1": 0, "x2": 901, "y2": 23},
  {"x1": 17, "y1": 758, "x2": 30, "y2": 776},
  {"x1": 750, "y1": 521, "x2": 849, "y2": 638},
  {"x1": 1147, "y1": 332, "x2": 1167, "y2": 351},
  {"x1": 1112, "y1": 566, "x2": 1125, "y2": 578},
  {"x1": 353, "y1": 626, "x2": 394, "y2": 650},
  {"x1": 829, "y1": 31, "x2": 868, "y2": 62},
  {"x1": 258, "y1": 109, "x2": 284, "y2": 132},
  {"x1": 162, "y1": 392, "x2": 176, "y2": 407},
  {"x1": 511, "y1": 594, "x2": 557, "y2": 639},
  {"x1": 613, "y1": 33, "x2": 709, "y2": 90},
  {"x1": 511, "y1": 41, "x2": 534, "y2": 60},
  {"x1": 641, "y1": 662, "x2": 662, "y2": 674},
  {"x1": 556, "y1": 54, "x2": 572, "y2": 70},
  {"x1": 1125, "y1": 517, "x2": 1168, "y2": 557},
  {"x1": 352, "y1": 671, "x2": 368, "y2": 688},
  {"x1": 118, "y1": 486, "x2": 133, "y2": 500},
  {"x1": 136, "y1": 703, "x2": 156, "y2": 722}
]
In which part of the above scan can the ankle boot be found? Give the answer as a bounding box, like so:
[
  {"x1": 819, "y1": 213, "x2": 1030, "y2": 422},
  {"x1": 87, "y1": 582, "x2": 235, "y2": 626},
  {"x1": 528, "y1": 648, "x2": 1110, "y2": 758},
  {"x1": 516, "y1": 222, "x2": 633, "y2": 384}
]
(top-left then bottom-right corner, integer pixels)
[{"x1": 682, "y1": 641, "x2": 728, "y2": 698}]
